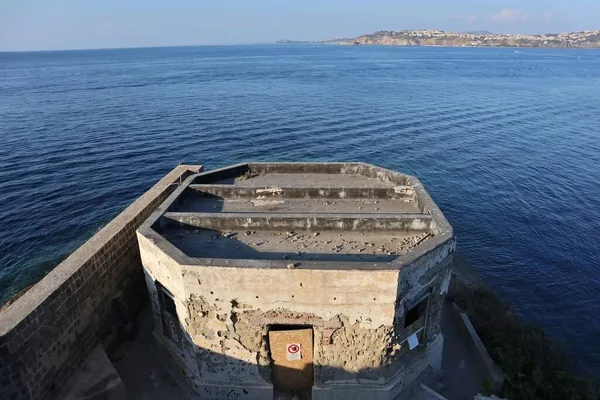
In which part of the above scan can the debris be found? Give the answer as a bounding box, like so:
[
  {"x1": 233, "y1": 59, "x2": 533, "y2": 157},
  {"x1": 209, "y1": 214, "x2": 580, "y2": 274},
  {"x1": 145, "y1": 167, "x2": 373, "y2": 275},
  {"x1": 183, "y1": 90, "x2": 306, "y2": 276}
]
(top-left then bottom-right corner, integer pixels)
[
  {"x1": 240, "y1": 170, "x2": 258, "y2": 180},
  {"x1": 414, "y1": 233, "x2": 432, "y2": 247},
  {"x1": 313, "y1": 232, "x2": 320, "y2": 237},
  {"x1": 256, "y1": 187, "x2": 283, "y2": 195},
  {"x1": 287, "y1": 263, "x2": 295, "y2": 269},
  {"x1": 394, "y1": 185, "x2": 414, "y2": 195},
  {"x1": 251, "y1": 199, "x2": 285, "y2": 207}
]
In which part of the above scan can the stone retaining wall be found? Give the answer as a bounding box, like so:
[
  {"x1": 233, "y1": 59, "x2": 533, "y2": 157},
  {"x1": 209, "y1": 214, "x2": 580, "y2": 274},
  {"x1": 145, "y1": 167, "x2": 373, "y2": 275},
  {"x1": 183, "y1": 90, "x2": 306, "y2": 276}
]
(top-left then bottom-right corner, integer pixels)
[{"x1": 0, "y1": 164, "x2": 202, "y2": 400}]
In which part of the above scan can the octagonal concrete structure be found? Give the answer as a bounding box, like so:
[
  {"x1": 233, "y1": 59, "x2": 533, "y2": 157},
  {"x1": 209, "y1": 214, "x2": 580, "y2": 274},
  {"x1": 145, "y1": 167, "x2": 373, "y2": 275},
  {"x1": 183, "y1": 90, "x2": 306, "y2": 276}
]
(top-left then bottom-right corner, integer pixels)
[{"x1": 137, "y1": 162, "x2": 455, "y2": 400}]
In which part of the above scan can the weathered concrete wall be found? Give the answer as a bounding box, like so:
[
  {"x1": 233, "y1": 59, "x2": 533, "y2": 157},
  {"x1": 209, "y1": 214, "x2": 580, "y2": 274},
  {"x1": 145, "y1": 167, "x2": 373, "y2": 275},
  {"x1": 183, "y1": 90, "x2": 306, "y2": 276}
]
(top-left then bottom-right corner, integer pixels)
[
  {"x1": 0, "y1": 165, "x2": 202, "y2": 400},
  {"x1": 138, "y1": 230, "x2": 455, "y2": 398},
  {"x1": 163, "y1": 212, "x2": 433, "y2": 232}
]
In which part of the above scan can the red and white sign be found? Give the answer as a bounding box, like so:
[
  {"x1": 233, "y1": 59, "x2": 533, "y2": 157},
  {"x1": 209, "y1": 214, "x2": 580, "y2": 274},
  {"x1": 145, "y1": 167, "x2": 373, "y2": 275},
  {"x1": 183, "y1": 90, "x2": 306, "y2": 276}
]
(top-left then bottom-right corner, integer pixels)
[{"x1": 286, "y1": 343, "x2": 301, "y2": 360}]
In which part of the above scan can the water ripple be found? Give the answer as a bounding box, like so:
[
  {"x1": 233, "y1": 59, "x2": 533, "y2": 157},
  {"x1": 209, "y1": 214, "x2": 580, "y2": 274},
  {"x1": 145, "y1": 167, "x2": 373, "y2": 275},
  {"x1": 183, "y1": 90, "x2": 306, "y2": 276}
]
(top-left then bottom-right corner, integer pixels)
[{"x1": 1, "y1": 45, "x2": 600, "y2": 376}]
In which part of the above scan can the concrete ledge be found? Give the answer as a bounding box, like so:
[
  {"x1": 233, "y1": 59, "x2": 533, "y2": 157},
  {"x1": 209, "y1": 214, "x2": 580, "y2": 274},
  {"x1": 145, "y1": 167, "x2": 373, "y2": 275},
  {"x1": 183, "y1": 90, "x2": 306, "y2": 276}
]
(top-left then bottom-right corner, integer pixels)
[
  {"x1": 163, "y1": 211, "x2": 433, "y2": 231},
  {"x1": 450, "y1": 303, "x2": 504, "y2": 392},
  {"x1": 189, "y1": 162, "x2": 414, "y2": 186},
  {"x1": 188, "y1": 185, "x2": 414, "y2": 200},
  {"x1": 419, "y1": 384, "x2": 449, "y2": 400}
]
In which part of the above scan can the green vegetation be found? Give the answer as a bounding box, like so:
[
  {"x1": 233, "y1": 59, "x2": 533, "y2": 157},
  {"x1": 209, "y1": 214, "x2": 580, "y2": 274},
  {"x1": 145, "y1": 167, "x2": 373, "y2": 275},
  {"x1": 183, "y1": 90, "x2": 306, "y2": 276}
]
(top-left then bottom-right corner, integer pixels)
[{"x1": 454, "y1": 285, "x2": 600, "y2": 400}]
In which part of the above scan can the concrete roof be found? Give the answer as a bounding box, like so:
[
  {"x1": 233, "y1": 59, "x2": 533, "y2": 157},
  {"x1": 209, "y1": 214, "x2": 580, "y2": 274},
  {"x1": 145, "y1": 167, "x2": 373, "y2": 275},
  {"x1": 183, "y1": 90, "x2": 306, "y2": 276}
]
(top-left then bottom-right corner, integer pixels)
[{"x1": 138, "y1": 162, "x2": 453, "y2": 271}]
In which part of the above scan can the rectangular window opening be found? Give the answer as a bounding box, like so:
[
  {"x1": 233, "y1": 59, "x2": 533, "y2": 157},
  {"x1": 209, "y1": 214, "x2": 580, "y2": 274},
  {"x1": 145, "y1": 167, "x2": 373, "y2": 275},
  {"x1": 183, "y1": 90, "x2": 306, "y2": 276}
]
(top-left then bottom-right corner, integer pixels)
[
  {"x1": 155, "y1": 281, "x2": 180, "y2": 345},
  {"x1": 404, "y1": 293, "x2": 430, "y2": 328}
]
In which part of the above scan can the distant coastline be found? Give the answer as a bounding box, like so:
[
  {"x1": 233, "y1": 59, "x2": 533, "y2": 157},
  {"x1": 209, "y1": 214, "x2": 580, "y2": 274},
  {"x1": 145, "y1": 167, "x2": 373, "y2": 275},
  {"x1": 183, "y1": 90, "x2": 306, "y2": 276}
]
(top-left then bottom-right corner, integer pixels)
[{"x1": 277, "y1": 29, "x2": 600, "y2": 48}]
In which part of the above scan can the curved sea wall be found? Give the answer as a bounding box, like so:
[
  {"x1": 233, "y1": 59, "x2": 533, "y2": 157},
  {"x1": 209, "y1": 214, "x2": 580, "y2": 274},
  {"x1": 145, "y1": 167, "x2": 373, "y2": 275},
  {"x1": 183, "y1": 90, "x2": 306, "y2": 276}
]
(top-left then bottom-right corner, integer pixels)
[{"x1": 0, "y1": 165, "x2": 203, "y2": 400}]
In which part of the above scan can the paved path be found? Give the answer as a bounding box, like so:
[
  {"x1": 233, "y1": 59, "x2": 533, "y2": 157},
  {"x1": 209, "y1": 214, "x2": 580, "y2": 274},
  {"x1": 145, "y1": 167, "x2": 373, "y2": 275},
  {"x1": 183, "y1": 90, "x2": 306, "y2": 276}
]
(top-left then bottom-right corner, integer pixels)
[{"x1": 439, "y1": 302, "x2": 487, "y2": 400}]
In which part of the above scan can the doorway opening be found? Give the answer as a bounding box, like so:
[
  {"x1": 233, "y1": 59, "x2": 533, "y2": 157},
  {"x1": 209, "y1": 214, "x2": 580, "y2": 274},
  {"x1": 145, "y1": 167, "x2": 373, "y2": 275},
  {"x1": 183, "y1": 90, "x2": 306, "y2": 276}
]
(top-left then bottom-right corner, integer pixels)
[{"x1": 267, "y1": 325, "x2": 314, "y2": 398}]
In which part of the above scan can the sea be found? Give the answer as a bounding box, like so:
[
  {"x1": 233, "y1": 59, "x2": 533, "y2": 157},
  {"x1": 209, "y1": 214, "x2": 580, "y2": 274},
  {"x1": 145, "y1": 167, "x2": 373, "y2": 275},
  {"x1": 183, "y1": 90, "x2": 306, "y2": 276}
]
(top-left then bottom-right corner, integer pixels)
[{"x1": 0, "y1": 45, "x2": 599, "y2": 376}]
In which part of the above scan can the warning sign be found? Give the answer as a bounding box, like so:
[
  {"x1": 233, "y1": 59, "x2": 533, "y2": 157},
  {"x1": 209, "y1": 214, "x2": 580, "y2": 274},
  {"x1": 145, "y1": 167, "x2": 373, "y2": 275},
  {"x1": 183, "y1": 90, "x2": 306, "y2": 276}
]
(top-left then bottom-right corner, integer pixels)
[{"x1": 286, "y1": 343, "x2": 301, "y2": 360}]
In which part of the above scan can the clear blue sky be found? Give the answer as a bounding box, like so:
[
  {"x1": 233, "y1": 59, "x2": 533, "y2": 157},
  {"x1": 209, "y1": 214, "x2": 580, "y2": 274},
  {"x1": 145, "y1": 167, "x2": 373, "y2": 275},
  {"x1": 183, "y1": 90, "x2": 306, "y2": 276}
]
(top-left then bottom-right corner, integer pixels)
[{"x1": 1, "y1": 0, "x2": 598, "y2": 51}]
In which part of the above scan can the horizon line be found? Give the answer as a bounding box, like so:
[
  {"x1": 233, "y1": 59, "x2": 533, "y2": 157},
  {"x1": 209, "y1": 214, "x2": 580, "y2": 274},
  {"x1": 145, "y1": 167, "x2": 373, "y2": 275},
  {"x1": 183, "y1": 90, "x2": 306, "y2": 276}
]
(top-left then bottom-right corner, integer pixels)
[{"x1": 2, "y1": 28, "x2": 598, "y2": 53}]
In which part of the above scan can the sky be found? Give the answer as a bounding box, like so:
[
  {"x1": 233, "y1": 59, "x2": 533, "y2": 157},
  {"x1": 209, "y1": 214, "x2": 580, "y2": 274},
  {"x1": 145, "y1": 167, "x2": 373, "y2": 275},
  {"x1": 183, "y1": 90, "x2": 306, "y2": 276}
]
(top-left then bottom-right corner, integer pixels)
[{"x1": 0, "y1": 0, "x2": 598, "y2": 51}]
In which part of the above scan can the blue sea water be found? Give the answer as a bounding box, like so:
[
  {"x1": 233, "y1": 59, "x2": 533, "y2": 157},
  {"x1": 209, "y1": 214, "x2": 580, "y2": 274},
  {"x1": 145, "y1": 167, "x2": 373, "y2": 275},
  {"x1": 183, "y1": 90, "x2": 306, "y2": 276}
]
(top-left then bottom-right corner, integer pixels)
[{"x1": 1, "y1": 45, "x2": 599, "y2": 376}]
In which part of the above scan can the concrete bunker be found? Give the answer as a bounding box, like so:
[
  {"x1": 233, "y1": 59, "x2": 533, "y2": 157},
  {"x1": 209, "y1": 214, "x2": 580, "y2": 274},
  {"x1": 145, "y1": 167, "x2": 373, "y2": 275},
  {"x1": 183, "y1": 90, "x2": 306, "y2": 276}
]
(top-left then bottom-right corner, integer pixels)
[{"x1": 137, "y1": 162, "x2": 455, "y2": 399}]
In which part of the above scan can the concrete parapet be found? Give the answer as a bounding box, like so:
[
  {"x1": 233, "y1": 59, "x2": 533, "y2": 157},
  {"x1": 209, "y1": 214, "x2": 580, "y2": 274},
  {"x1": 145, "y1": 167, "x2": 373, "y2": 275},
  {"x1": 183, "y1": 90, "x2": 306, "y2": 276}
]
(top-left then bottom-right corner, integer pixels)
[
  {"x1": 0, "y1": 164, "x2": 203, "y2": 400},
  {"x1": 449, "y1": 303, "x2": 504, "y2": 393}
]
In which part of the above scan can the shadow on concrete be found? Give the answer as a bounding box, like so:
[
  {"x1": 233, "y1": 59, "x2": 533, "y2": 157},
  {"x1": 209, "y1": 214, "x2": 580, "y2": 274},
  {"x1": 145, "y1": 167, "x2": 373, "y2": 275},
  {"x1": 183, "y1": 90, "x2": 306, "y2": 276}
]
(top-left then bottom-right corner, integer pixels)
[
  {"x1": 109, "y1": 301, "x2": 488, "y2": 400},
  {"x1": 169, "y1": 193, "x2": 227, "y2": 214},
  {"x1": 439, "y1": 301, "x2": 487, "y2": 400},
  {"x1": 163, "y1": 228, "x2": 399, "y2": 263}
]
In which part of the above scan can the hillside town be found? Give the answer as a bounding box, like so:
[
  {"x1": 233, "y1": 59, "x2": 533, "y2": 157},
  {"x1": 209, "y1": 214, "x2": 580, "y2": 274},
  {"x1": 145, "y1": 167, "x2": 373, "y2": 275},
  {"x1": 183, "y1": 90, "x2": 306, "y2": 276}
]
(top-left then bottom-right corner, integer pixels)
[
  {"x1": 342, "y1": 29, "x2": 600, "y2": 48},
  {"x1": 278, "y1": 30, "x2": 600, "y2": 48}
]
